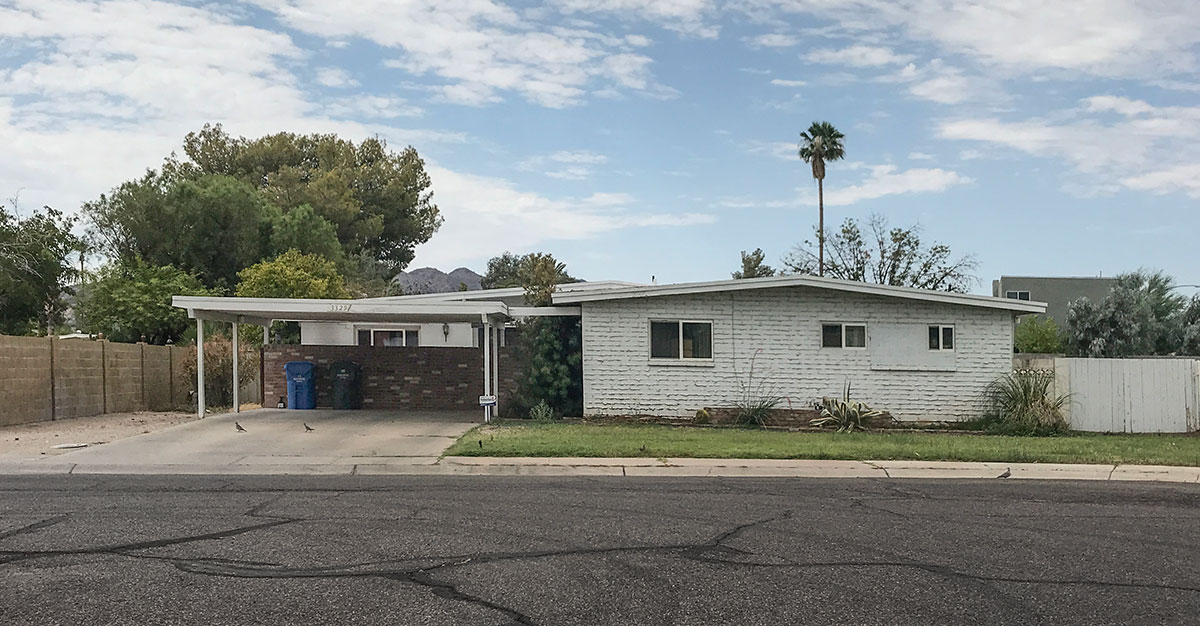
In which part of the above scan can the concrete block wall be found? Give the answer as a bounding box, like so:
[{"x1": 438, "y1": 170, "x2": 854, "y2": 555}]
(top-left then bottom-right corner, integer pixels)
[
  {"x1": 51, "y1": 339, "x2": 105, "y2": 420},
  {"x1": 0, "y1": 335, "x2": 53, "y2": 426},
  {"x1": 580, "y1": 286, "x2": 1015, "y2": 421},
  {"x1": 263, "y1": 343, "x2": 526, "y2": 412},
  {"x1": 0, "y1": 335, "x2": 252, "y2": 426}
]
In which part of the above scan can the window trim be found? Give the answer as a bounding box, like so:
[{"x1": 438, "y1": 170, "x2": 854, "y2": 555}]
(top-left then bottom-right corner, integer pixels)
[
  {"x1": 928, "y1": 324, "x2": 955, "y2": 351},
  {"x1": 366, "y1": 327, "x2": 420, "y2": 347},
  {"x1": 821, "y1": 322, "x2": 868, "y2": 350},
  {"x1": 1004, "y1": 290, "x2": 1030, "y2": 301},
  {"x1": 648, "y1": 319, "x2": 714, "y2": 361}
]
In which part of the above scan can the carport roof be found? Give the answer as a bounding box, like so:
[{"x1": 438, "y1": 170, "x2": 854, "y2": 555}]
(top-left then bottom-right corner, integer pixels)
[{"x1": 173, "y1": 296, "x2": 533, "y2": 326}]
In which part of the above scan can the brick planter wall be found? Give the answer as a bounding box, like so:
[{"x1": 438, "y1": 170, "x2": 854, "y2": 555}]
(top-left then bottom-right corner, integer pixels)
[{"x1": 263, "y1": 343, "x2": 526, "y2": 411}]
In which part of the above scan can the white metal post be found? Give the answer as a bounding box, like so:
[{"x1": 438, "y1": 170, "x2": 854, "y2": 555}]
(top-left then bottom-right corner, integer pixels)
[
  {"x1": 482, "y1": 319, "x2": 492, "y2": 422},
  {"x1": 232, "y1": 321, "x2": 239, "y2": 413},
  {"x1": 196, "y1": 318, "x2": 205, "y2": 418},
  {"x1": 491, "y1": 323, "x2": 499, "y2": 414}
]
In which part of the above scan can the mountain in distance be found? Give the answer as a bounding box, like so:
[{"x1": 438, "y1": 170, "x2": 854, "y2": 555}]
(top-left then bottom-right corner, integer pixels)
[{"x1": 391, "y1": 267, "x2": 483, "y2": 294}]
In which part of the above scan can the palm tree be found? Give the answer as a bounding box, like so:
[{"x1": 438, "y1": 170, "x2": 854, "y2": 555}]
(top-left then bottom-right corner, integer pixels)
[{"x1": 798, "y1": 121, "x2": 846, "y2": 277}]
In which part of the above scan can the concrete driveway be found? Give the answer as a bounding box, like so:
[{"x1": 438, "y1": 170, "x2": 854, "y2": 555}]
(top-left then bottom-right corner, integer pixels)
[{"x1": 28, "y1": 409, "x2": 477, "y2": 474}]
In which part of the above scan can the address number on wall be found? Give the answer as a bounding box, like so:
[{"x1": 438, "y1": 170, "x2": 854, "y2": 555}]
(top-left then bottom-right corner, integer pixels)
[{"x1": 328, "y1": 304, "x2": 352, "y2": 312}]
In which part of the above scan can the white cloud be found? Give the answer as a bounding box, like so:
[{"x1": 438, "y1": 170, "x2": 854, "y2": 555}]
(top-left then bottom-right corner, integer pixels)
[
  {"x1": 805, "y1": 45, "x2": 912, "y2": 67},
  {"x1": 880, "y1": 59, "x2": 1001, "y2": 105},
  {"x1": 747, "y1": 0, "x2": 1200, "y2": 79},
  {"x1": 908, "y1": 151, "x2": 934, "y2": 160},
  {"x1": 412, "y1": 165, "x2": 715, "y2": 267},
  {"x1": 315, "y1": 67, "x2": 358, "y2": 88},
  {"x1": 770, "y1": 79, "x2": 806, "y2": 87},
  {"x1": 326, "y1": 95, "x2": 423, "y2": 119},
  {"x1": 753, "y1": 33, "x2": 799, "y2": 48},
  {"x1": 1121, "y1": 164, "x2": 1200, "y2": 198},
  {"x1": 813, "y1": 164, "x2": 972, "y2": 206},
  {"x1": 518, "y1": 150, "x2": 609, "y2": 179},
  {"x1": 938, "y1": 95, "x2": 1200, "y2": 196},
  {"x1": 548, "y1": 0, "x2": 718, "y2": 38},
  {"x1": 252, "y1": 0, "x2": 672, "y2": 108}
]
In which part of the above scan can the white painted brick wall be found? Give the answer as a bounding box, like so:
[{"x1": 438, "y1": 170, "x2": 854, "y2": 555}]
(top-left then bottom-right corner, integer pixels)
[{"x1": 581, "y1": 286, "x2": 1014, "y2": 421}]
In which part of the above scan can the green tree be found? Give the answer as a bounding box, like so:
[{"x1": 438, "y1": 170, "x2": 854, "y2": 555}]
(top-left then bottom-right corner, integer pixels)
[
  {"x1": 1066, "y1": 270, "x2": 1192, "y2": 357},
  {"x1": 0, "y1": 205, "x2": 82, "y2": 335},
  {"x1": 782, "y1": 214, "x2": 977, "y2": 292},
  {"x1": 235, "y1": 249, "x2": 350, "y2": 299},
  {"x1": 798, "y1": 121, "x2": 846, "y2": 277},
  {"x1": 78, "y1": 262, "x2": 217, "y2": 344},
  {"x1": 169, "y1": 124, "x2": 441, "y2": 271},
  {"x1": 732, "y1": 248, "x2": 776, "y2": 279},
  {"x1": 87, "y1": 173, "x2": 279, "y2": 289},
  {"x1": 269, "y1": 204, "x2": 343, "y2": 262},
  {"x1": 481, "y1": 251, "x2": 577, "y2": 291},
  {"x1": 504, "y1": 252, "x2": 582, "y2": 418},
  {"x1": 1015, "y1": 316, "x2": 1064, "y2": 354}
]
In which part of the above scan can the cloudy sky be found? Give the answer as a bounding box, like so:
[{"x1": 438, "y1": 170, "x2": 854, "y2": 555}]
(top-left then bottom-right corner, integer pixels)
[{"x1": 2, "y1": 0, "x2": 1198, "y2": 293}]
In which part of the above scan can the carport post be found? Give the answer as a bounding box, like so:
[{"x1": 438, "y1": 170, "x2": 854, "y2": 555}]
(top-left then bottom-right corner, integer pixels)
[
  {"x1": 482, "y1": 318, "x2": 492, "y2": 422},
  {"x1": 232, "y1": 321, "x2": 239, "y2": 413},
  {"x1": 196, "y1": 318, "x2": 205, "y2": 418},
  {"x1": 491, "y1": 323, "x2": 499, "y2": 414}
]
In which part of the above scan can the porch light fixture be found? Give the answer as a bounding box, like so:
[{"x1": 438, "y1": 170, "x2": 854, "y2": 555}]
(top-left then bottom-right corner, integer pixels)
[{"x1": 442, "y1": 323, "x2": 450, "y2": 341}]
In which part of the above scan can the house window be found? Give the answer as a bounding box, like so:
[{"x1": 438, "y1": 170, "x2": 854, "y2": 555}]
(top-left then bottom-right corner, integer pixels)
[
  {"x1": 929, "y1": 325, "x2": 955, "y2": 350},
  {"x1": 357, "y1": 330, "x2": 370, "y2": 347},
  {"x1": 821, "y1": 323, "x2": 867, "y2": 349},
  {"x1": 1004, "y1": 290, "x2": 1030, "y2": 301},
  {"x1": 371, "y1": 329, "x2": 418, "y2": 347},
  {"x1": 650, "y1": 320, "x2": 713, "y2": 359}
]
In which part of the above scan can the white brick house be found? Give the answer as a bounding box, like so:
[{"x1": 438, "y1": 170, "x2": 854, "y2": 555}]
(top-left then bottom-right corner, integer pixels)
[{"x1": 553, "y1": 275, "x2": 1046, "y2": 421}]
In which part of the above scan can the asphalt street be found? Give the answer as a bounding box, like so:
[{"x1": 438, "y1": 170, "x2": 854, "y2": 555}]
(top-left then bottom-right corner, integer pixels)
[{"x1": 2, "y1": 476, "x2": 1199, "y2": 625}]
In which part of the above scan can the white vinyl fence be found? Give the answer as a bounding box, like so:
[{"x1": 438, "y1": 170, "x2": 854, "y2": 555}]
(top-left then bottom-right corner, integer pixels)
[{"x1": 1016, "y1": 356, "x2": 1200, "y2": 433}]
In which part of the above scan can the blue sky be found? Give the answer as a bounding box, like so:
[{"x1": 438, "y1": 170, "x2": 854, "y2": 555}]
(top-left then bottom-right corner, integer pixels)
[{"x1": 1, "y1": 1, "x2": 1198, "y2": 295}]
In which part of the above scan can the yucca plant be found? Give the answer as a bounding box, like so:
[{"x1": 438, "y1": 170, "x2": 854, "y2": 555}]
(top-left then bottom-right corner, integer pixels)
[
  {"x1": 528, "y1": 400, "x2": 555, "y2": 421},
  {"x1": 811, "y1": 382, "x2": 884, "y2": 432},
  {"x1": 732, "y1": 348, "x2": 782, "y2": 427},
  {"x1": 982, "y1": 371, "x2": 1070, "y2": 435}
]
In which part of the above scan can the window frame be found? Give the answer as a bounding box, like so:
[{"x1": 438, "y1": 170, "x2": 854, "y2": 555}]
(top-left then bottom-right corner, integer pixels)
[
  {"x1": 1004, "y1": 290, "x2": 1031, "y2": 301},
  {"x1": 928, "y1": 324, "x2": 955, "y2": 351},
  {"x1": 366, "y1": 327, "x2": 420, "y2": 347},
  {"x1": 648, "y1": 319, "x2": 714, "y2": 361},
  {"x1": 820, "y1": 322, "x2": 868, "y2": 350}
]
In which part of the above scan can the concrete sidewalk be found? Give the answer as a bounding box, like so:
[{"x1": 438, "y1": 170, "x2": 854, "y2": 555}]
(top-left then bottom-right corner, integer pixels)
[{"x1": 2, "y1": 453, "x2": 1199, "y2": 482}]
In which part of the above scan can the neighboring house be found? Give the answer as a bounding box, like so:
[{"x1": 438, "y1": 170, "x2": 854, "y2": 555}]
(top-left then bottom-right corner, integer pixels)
[
  {"x1": 991, "y1": 276, "x2": 1117, "y2": 325},
  {"x1": 175, "y1": 275, "x2": 1044, "y2": 420}
]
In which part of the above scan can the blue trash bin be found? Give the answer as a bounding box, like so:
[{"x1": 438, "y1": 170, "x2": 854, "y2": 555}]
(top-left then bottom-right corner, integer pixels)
[{"x1": 284, "y1": 361, "x2": 316, "y2": 410}]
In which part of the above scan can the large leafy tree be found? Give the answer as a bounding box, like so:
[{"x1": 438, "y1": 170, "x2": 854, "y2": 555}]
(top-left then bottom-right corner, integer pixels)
[
  {"x1": 782, "y1": 214, "x2": 978, "y2": 292},
  {"x1": 235, "y1": 249, "x2": 350, "y2": 300},
  {"x1": 1066, "y1": 270, "x2": 1197, "y2": 357},
  {"x1": 797, "y1": 121, "x2": 845, "y2": 277},
  {"x1": 78, "y1": 262, "x2": 217, "y2": 344},
  {"x1": 732, "y1": 248, "x2": 776, "y2": 279},
  {"x1": 1014, "y1": 316, "x2": 1065, "y2": 354},
  {"x1": 85, "y1": 124, "x2": 441, "y2": 290},
  {"x1": 0, "y1": 205, "x2": 83, "y2": 335},
  {"x1": 481, "y1": 251, "x2": 576, "y2": 290}
]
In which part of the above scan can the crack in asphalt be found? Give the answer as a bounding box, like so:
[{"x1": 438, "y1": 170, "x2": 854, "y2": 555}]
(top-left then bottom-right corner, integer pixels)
[{"x1": 0, "y1": 514, "x2": 70, "y2": 540}]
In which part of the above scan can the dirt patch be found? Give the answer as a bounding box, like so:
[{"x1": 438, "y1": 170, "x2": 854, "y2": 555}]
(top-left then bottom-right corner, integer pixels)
[{"x1": 0, "y1": 411, "x2": 200, "y2": 460}]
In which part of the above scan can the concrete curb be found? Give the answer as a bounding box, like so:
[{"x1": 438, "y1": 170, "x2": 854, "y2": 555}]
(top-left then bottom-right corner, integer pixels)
[{"x1": 1, "y1": 456, "x2": 1199, "y2": 482}]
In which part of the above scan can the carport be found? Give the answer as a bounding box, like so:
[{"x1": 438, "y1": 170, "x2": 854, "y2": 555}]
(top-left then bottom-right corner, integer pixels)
[{"x1": 172, "y1": 296, "x2": 579, "y2": 420}]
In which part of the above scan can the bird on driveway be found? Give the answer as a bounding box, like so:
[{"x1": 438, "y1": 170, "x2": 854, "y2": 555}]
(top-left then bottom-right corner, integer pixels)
[
  {"x1": 304, "y1": 423, "x2": 314, "y2": 432},
  {"x1": 235, "y1": 422, "x2": 246, "y2": 433},
  {"x1": 997, "y1": 467, "x2": 1011, "y2": 479}
]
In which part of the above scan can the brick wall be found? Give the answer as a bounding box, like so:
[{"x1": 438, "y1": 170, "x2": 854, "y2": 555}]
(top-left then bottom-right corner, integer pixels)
[
  {"x1": 580, "y1": 286, "x2": 1015, "y2": 421},
  {"x1": 262, "y1": 342, "x2": 526, "y2": 411}
]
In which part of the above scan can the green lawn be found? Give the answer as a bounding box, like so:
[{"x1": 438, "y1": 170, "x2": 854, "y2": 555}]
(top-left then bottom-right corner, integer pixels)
[{"x1": 445, "y1": 422, "x2": 1200, "y2": 466}]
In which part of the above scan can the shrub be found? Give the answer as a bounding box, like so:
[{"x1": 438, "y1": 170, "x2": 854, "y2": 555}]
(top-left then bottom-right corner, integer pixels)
[
  {"x1": 811, "y1": 382, "x2": 885, "y2": 432},
  {"x1": 529, "y1": 400, "x2": 555, "y2": 421},
  {"x1": 732, "y1": 349, "x2": 782, "y2": 427},
  {"x1": 693, "y1": 409, "x2": 711, "y2": 425},
  {"x1": 1015, "y1": 316, "x2": 1064, "y2": 354},
  {"x1": 181, "y1": 336, "x2": 259, "y2": 409},
  {"x1": 981, "y1": 371, "x2": 1070, "y2": 436}
]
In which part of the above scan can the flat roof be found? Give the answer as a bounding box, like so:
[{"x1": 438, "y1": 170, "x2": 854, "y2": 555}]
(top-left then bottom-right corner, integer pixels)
[{"x1": 552, "y1": 274, "x2": 1047, "y2": 314}]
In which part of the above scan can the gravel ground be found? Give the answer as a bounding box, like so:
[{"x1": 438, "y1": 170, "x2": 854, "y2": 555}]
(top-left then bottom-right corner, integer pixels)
[{"x1": 0, "y1": 411, "x2": 200, "y2": 460}]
